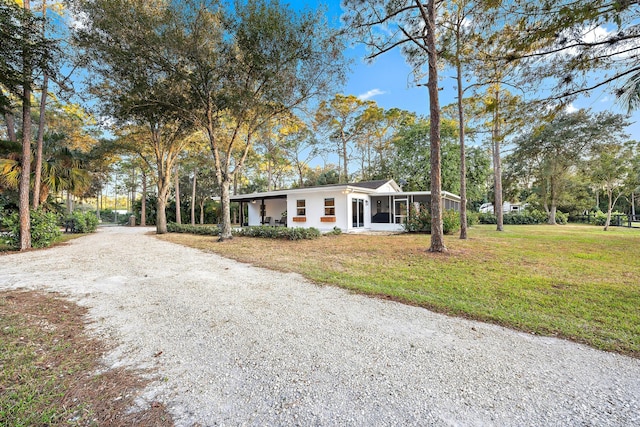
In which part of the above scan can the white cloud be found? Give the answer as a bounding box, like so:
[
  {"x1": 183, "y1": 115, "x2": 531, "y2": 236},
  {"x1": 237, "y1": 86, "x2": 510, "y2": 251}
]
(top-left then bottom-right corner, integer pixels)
[
  {"x1": 358, "y1": 89, "x2": 386, "y2": 100},
  {"x1": 562, "y1": 25, "x2": 637, "y2": 59},
  {"x1": 581, "y1": 25, "x2": 611, "y2": 44},
  {"x1": 565, "y1": 103, "x2": 578, "y2": 113}
]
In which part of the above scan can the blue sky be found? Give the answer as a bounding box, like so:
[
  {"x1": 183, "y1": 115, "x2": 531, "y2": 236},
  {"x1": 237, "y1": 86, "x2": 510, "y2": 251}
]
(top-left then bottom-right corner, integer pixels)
[{"x1": 293, "y1": 0, "x2": 640, "y2": 144}]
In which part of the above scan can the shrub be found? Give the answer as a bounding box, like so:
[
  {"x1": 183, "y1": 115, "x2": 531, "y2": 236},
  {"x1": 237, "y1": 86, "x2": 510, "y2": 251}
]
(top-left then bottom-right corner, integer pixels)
[
  {"x1": 325, "y1": 226, "x2": 342, "y2": 236},
  {"x1": 167, "y1": 222, "x2": 220, "y2": 236},
  {"x1": 589, "y1": 211, "x2": 607, "y2": 226},
  {"x1": 442, "y1": 209, "x2": 461, "y2": 235},
  {"x1": 403, "y1": 205, "x2": 459, "y2": 235},
  {"x1": 70, "y1": 211, "x2": 99, "y2": 233},
  {"x1": 504, "y1": 210, "x2": 541, "y2": 224},
  {"x1": 403, "y1": 204, "x2": 431, "y2": 233},
  {"x1": 1, "y1": 209, "x2": 61, "y2": 249},
  {"x1": 588, "y1": 211, "x2": 627, "y2": 226},
  {"x1": 554, "y1": 211, "x2": 568, "y2": 225},
  {"x1": 478, "y1": 212, "x2": 497, "y2": 224},
  {"x1": 479, "y1": 209, "x2": 566, "y2": 225},
  {"x1": 466, "y1": 211, "x2": 479, "y2": 226},
  {"x1": 232, "y1": 226, "x2": 321, "y2": 240}
]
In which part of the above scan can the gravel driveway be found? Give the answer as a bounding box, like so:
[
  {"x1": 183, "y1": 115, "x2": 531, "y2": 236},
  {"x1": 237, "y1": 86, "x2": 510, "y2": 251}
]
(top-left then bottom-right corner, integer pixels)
[{"x1": 1, "y1": 226, "x2": 639, "y2": 426}]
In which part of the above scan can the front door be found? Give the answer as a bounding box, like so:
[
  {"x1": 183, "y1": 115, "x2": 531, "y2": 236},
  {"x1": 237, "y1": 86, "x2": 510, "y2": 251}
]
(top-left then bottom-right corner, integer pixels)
[{"x1": 352, "y1": 198, "x2": 365, "y2": 228}]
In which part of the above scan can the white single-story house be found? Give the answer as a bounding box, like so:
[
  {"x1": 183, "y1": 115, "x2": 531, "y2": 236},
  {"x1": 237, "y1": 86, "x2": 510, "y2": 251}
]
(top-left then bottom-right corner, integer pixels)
[
  {"x1": 230, "y1": 179, "x2": 461, "y2": 233},
  {"x1": 479, "y1": 201, "x2": 529, "y2": 214}
]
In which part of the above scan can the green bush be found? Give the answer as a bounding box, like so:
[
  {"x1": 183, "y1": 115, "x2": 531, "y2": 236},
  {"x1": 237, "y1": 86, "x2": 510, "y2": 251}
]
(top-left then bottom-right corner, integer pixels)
[
  {"x1": 325, "y1": 226, "x2": 342, "y2": 236},
  {"x1": 466, "y1": 211, "x2": 479, "y2": 226},
  {"x1": 589, "y1": 211, "x2": 607, "y2": 226},
  {"x1": 232, "y1": 226, "x2": 321, "y2": 240},
  {"x1": 554, "y1": 211, "x2": 568, "y2": 225},
  {"x1": 588, "y1": 211, "x2": 628, "y2": 226},
  {"x1": 70, "y1": 211, "x2": 99, "y2": 233},
  {"x1": 403, "y1": 204, "x2": 431, "y2": 233},
  {"x1": 478, "y1": 209, "x2": 567, "y2": 225},
  {"x1": 403, "y1": 205, "x2": 460, "y2": 235},
  {"x1": 442, "y1": 209, "x2": 461, "y2": 235},
  {"x1": 1, "y1": 209, "x2": 61, "y2": 249},
  {"x1": 478, "y1": 212, "x2": 497, "y2": 224},
  {"x1": 167, "y1": 222, "x2": 220, "y2": 236}
]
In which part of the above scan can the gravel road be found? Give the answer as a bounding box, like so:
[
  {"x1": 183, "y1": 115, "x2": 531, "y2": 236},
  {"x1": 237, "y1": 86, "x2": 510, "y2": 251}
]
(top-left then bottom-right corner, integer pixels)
[{"x1": 1, "y1": 226, "x2": 639, "y2": 426}]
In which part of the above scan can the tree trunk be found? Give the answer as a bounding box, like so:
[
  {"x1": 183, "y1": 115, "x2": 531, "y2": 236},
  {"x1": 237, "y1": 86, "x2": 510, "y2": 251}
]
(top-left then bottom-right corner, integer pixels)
[
  {"x1": 174, "y1": 164, "x2": 181, "y2": 224},
  {"x1": 155, "y1": 168, "x2": 171, "y2": 234},
  {"x1": 298, "y1": 163, "x2": 305, "y2": 188},
  {"x1": 96, "y1": 190, "x2": 100, "y2": 219},
  {"x1": 130, "y1": 166, "x2": 137, "y2": 213},
  {"x1": 632, "y1": 192, "x2": 636, "y2": 217},
  {"x1": 604, "y1": 190, "x2": 613, "y2": 231},
  {"x1": 66, "y1": 191, "x2": 72, "y2": 215},
  {"x1": 4, "y1": 112, "x2": 17, "y2": 142},
  {"x1": 19, "y1": 0, "x2": 33, "y2": 251},
  {"x1": 155, "y1": 146, "x2": 171, "y2": 234},
  {"x1": 191, "y1": 170, "x2": 197, "y2": 226},
  {"x1": 492, "y1": 88, "x2": 504, "y2": 232},
  {"x1": 548, "y1": 175, "x2": 557, "y2": 225},
  {"x1": 424, "y1": 0, "x2": 446, "y2": 252},
  {"x1": 32, "y1": 3, "x2": 48, "y2": 210},
  {"x1": 200, "y1": 199, "x2": 205, "y2": 225},
  {"x1": 141, "y1": 171, "x2": 147, "y2": 226},
  {"x1": 156, "y1": 194, "x2": 168, "y2": 234},
  {"x1": 218, "y1": 178, "x2": 233, "y2": 241},
  {"x1": 341, "y1": 133, "x2": 349, "y2": 183},
  {"x1": 456, "y1": 51, "x2": 467, "y2": 239}
]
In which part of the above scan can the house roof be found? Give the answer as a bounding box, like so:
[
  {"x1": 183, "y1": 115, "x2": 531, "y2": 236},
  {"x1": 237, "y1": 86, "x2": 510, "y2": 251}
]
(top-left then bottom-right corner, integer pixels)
[
  {"x1": 230, "y1": 179, "x2": 401, "y2": 201},
  {"x1": 342, "y1": 179, "x2": 394, "y2": 190}
]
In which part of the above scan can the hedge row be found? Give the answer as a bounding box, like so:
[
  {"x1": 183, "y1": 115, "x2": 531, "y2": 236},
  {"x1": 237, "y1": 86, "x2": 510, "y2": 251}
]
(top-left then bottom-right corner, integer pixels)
[
  {"x1": 584, "y1": 211, "x2": 626, "y2": 226},
  {"x1": 1, "y1": 209, "x2": 61, "y2": 249},
  {"x1": 232, "y1": 226, "x2": 321, "y2": 240},
  {"x1": 166, "y1": 223, "x2": 322, "y2": 240},
  {"x1": 167, "y1": 223, "x2": 220, "y2": 235},
  {"x1": 478, "y1": 209, "x2": 568, "y2": 225}
]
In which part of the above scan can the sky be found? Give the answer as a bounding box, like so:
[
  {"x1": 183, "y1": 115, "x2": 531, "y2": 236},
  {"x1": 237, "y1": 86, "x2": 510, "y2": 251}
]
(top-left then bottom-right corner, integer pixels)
[
  {"x1": 51, "y1": 0, "x2": 640, "y2": 148},
  {"x1": 293, "y1": 0, "x2": 640, "y2": 145}
]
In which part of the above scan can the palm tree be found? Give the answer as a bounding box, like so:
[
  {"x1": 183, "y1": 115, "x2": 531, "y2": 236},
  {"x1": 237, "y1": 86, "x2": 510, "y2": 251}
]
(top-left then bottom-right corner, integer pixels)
[
  {"x1": 0, "y1": 140, "x2": 22, "y2": 191},
  {"x1": 0, "y1": 137, "x2": 91, "y2": 210}
]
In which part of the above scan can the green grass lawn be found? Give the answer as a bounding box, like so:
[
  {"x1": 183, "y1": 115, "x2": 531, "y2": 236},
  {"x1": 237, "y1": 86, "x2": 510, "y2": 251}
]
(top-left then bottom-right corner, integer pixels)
[{"x1": 158, "y1": 224, "x2": 640, "y2": 357}]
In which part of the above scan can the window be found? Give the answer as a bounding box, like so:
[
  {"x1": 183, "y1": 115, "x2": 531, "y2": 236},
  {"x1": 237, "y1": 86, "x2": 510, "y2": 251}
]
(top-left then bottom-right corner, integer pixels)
[
  {"x1": 296, "y1": 199, "x2": 306, "y2": 216},
  {"x1": 324, "y1": 198, "x2": 335, "y2": 216}
]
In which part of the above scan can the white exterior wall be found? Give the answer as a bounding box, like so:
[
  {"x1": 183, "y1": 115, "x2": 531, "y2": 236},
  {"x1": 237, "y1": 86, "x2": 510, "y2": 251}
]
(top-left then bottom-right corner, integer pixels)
[
  {"x1": 287, "y1": 190, "x2": 350, "y2": 232},
  {"x1": 235, "y1": 181, "x2": 461, "y2": 233},
  {"x1": 370, "y1": 222, "x2": 404, "y2": 232},
  {"x1": 376, "y1": 182, "x2": 399, "y2": 193}
]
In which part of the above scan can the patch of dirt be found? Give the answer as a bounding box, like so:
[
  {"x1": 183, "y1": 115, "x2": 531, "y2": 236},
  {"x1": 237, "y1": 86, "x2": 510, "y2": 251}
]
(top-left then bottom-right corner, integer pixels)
[{"x1": 0, "y1": 290, "x2": 173, "y2": 426}]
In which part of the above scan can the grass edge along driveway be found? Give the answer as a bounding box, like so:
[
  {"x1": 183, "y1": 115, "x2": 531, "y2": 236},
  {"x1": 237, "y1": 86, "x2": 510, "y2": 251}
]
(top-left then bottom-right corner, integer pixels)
[{"x1": 157, "y1": 224, "x2": 640, "y2": 357}]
